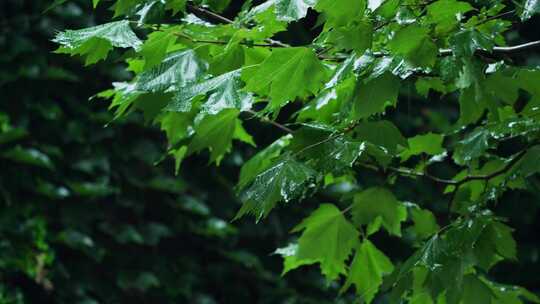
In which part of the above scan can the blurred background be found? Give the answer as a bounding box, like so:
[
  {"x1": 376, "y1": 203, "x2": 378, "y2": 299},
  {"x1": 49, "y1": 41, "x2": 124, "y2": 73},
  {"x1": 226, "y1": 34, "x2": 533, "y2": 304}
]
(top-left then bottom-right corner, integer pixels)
[{"x1": 0, "y1": 0, "x2": 539, "y2": 303}]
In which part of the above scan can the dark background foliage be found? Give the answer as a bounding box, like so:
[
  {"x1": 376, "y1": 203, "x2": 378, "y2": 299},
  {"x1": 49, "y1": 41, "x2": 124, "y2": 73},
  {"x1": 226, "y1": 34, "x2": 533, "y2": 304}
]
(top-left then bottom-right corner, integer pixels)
[{"x1": 0, "y1": 0, "x2": 538, "y2": 303}]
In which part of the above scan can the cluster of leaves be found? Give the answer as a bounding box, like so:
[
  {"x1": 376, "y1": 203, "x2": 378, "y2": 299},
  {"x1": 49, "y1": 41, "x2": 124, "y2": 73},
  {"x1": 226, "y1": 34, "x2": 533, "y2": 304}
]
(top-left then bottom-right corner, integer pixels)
[
  {"x1": 47, "y1": 0, "x2": 540, "y2": 302},
  {"x1": 1, "y1": 1, "x2": 361, "y2": 303}
]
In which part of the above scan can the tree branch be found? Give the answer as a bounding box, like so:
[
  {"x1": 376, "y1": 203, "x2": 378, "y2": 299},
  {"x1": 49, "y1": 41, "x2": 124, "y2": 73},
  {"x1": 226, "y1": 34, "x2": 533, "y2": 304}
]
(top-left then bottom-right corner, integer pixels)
[
  {"x1": 437, "y1": 40, "x2": 540, "y2": 56},
  {"x1": 454, "y1": 148, "x2": 530, "y2": 186},
  {"x1": 174, "y1": 5, "x2": 540, "y2": 61},
  {"x1": 319, "y1": 40, "x2": 540, "y2": 62},
  {"x1": 358, "y1": 163, "x2": 458, "y2": 185},
  {"x1": 358, "y1": 143, "x2": 537, "y2": 189}
]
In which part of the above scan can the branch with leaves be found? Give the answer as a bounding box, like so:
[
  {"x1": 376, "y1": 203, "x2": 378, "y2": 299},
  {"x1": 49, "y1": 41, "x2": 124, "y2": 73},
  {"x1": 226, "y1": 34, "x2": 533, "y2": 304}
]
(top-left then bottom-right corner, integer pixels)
[{"x1": 52, "y1": 0, "x2": 540, "y2": 303}]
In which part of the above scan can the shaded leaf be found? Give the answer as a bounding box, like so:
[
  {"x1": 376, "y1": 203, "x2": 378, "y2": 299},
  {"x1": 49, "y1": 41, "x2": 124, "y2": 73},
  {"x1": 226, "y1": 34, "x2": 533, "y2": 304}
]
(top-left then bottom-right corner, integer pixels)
[
  {"x1": 341, "y1": 240, "x2": 394, "y2": 304},
  {"x1": 1, "y1": 146, "x2": 54, "y2": 169},
  {"x1": 285, "y1": 204, "x2": 360, "y2": 280},
  {"x1": 188, "y1": 109, "x2": 248, "y2": 164},
  {"x1": 401, "y1": 133, "x2": 445, "y2": 161},
  {"x1": 351, "y1": 187, "x2": 407, "y2": 236},
  {"x1": 354, "y1": 120, "x2": 407, "y2": 155},
  {"x1": 352, "y1": 73, "x2": 400, "y2": 119}
]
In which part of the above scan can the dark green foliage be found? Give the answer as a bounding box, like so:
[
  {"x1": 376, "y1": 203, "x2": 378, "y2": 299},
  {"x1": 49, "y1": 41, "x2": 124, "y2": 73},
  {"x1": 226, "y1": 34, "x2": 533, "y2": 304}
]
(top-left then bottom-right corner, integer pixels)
[
  {"x1": 2, "y1": 0, "x2": 540, "y2": 303},
  {"x1": 0, "y1": 1, "x2": 346, "y2": 302}
]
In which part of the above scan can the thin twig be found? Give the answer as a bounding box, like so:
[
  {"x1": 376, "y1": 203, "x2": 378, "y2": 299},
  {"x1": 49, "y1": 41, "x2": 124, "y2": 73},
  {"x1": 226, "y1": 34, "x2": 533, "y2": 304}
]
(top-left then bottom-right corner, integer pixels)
[
  {"x1": 476, "y1": 10, "x2": 516, "y2": 26},
  {"x1": 186, "y1": 4, "x2": 290, "y2": 48},
  {"x1": 438, "y1": 40, "x2": 540, "y2": 56},
  {"x1": 244, "y1": 109, "x2": 293, "y2": 133},
  {"x1": 175, "y1": 31, "x2": 285, "y2": 47},
  {"x1": 293, "y1": 121, "x2": 361, "y2": 157},
  {"x1": 318, "y1": 40, "x2": 540, "y2": 61},
  {"x1": 358, "y1": 163, "x2": 457, "y2": 185},
  {"x1": 454, "y1": 148, "x2": 530, "y2": 186},
  {"x1": 187, "y1": 4, "x2": 234, "y2": 23},
  {"x1": 341, "y1": 204, "x2": 354, "y2": 214}
]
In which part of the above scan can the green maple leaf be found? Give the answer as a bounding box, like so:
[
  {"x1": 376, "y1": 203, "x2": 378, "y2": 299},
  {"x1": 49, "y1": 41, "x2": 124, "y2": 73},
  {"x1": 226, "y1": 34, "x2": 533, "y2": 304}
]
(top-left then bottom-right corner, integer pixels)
[
  {"x1": 290, "y1": 124, "x2": 367, "y2": 174},
  {"x1": 451, "y1": 29, "x2": 494, "y2": 58},
  {"x1": 341, "y1": 240, "x2": 394, "y2": 304},
  {"x1": 135, "y1": 49, "x2": 208, "y2": 93},
  {"x1": 315, "y1": 0, "x2": 367, "y2": 27},
  {"x1": 354, "y1": 120, "x2": 407, "y2": 155},
  {"x1": 427, "y1": 0, "x2": 473, "y2": 34},
  {"x1": 285, "y1": 204, "x2": 360, "y2": 281},
  {"x1": 53, "y1": 21, "x2": 141, "y2": 64},
  {"x1": 474, "y1": 221, "x2": 516, "y2": 270},
  {"x1": 409, "y1": 206, "x2": 440, "y2": 240},
  {"x1": 274, "y1": 243, "x2": 315, "y2": 274},
  {"x1": 388, "y1": 24, "x2": 437, "y2": 68},
  {"x1": 351, "y1": 187, "x2": 407, "y2": 236},
  {"x1": 54, "y1": 20, "x2": 141, "y2": 50},
  {"x1": 240, "y1": 2, "x2": 288, "y2": 38},
  {"x1": 158, "y1": 112, "x2": 195, "y2": 146},
  {"x1": 113, "y1": 0, "x2": 140, "y2": 17},
  {"x1": 453, "y1": 128, "x2": 490, "y2": 165},
  {"x1": 415, "y1": 77, "x2": 448, "y2": 97},
  {"x1": 242, "y1": 47, "x2": 329, "y2": 110},
  {"x1": 166, "y1": 69, "x2": 253, "y2": 114},
  {"x1": 274, "y1": 0, "x2": 317, "y2": 21},
  {"x1": 235, "y1": 156, "x2": 317, "y2": 221},
  {"x1": 139, "y1": 29, "x2": 178, "y2": 69},
  {"x1": 165, "y1": 0, "x2": 187, "y2": 14},
  {"x1": 325, "y1": 21, "x2": 373, "y2": 53},
  {"x1": 462, "y1": 275, "x2": 493, "y2": 304},
  {"x1": 245, "y1": 0, "x2": 316, "y2": 22},
  {"x1": 55, "y1": 37, "x2": 113, "y2": 66},
  {"x1": 513, "y1": 145, "x2": 540, "y2": 177}
]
